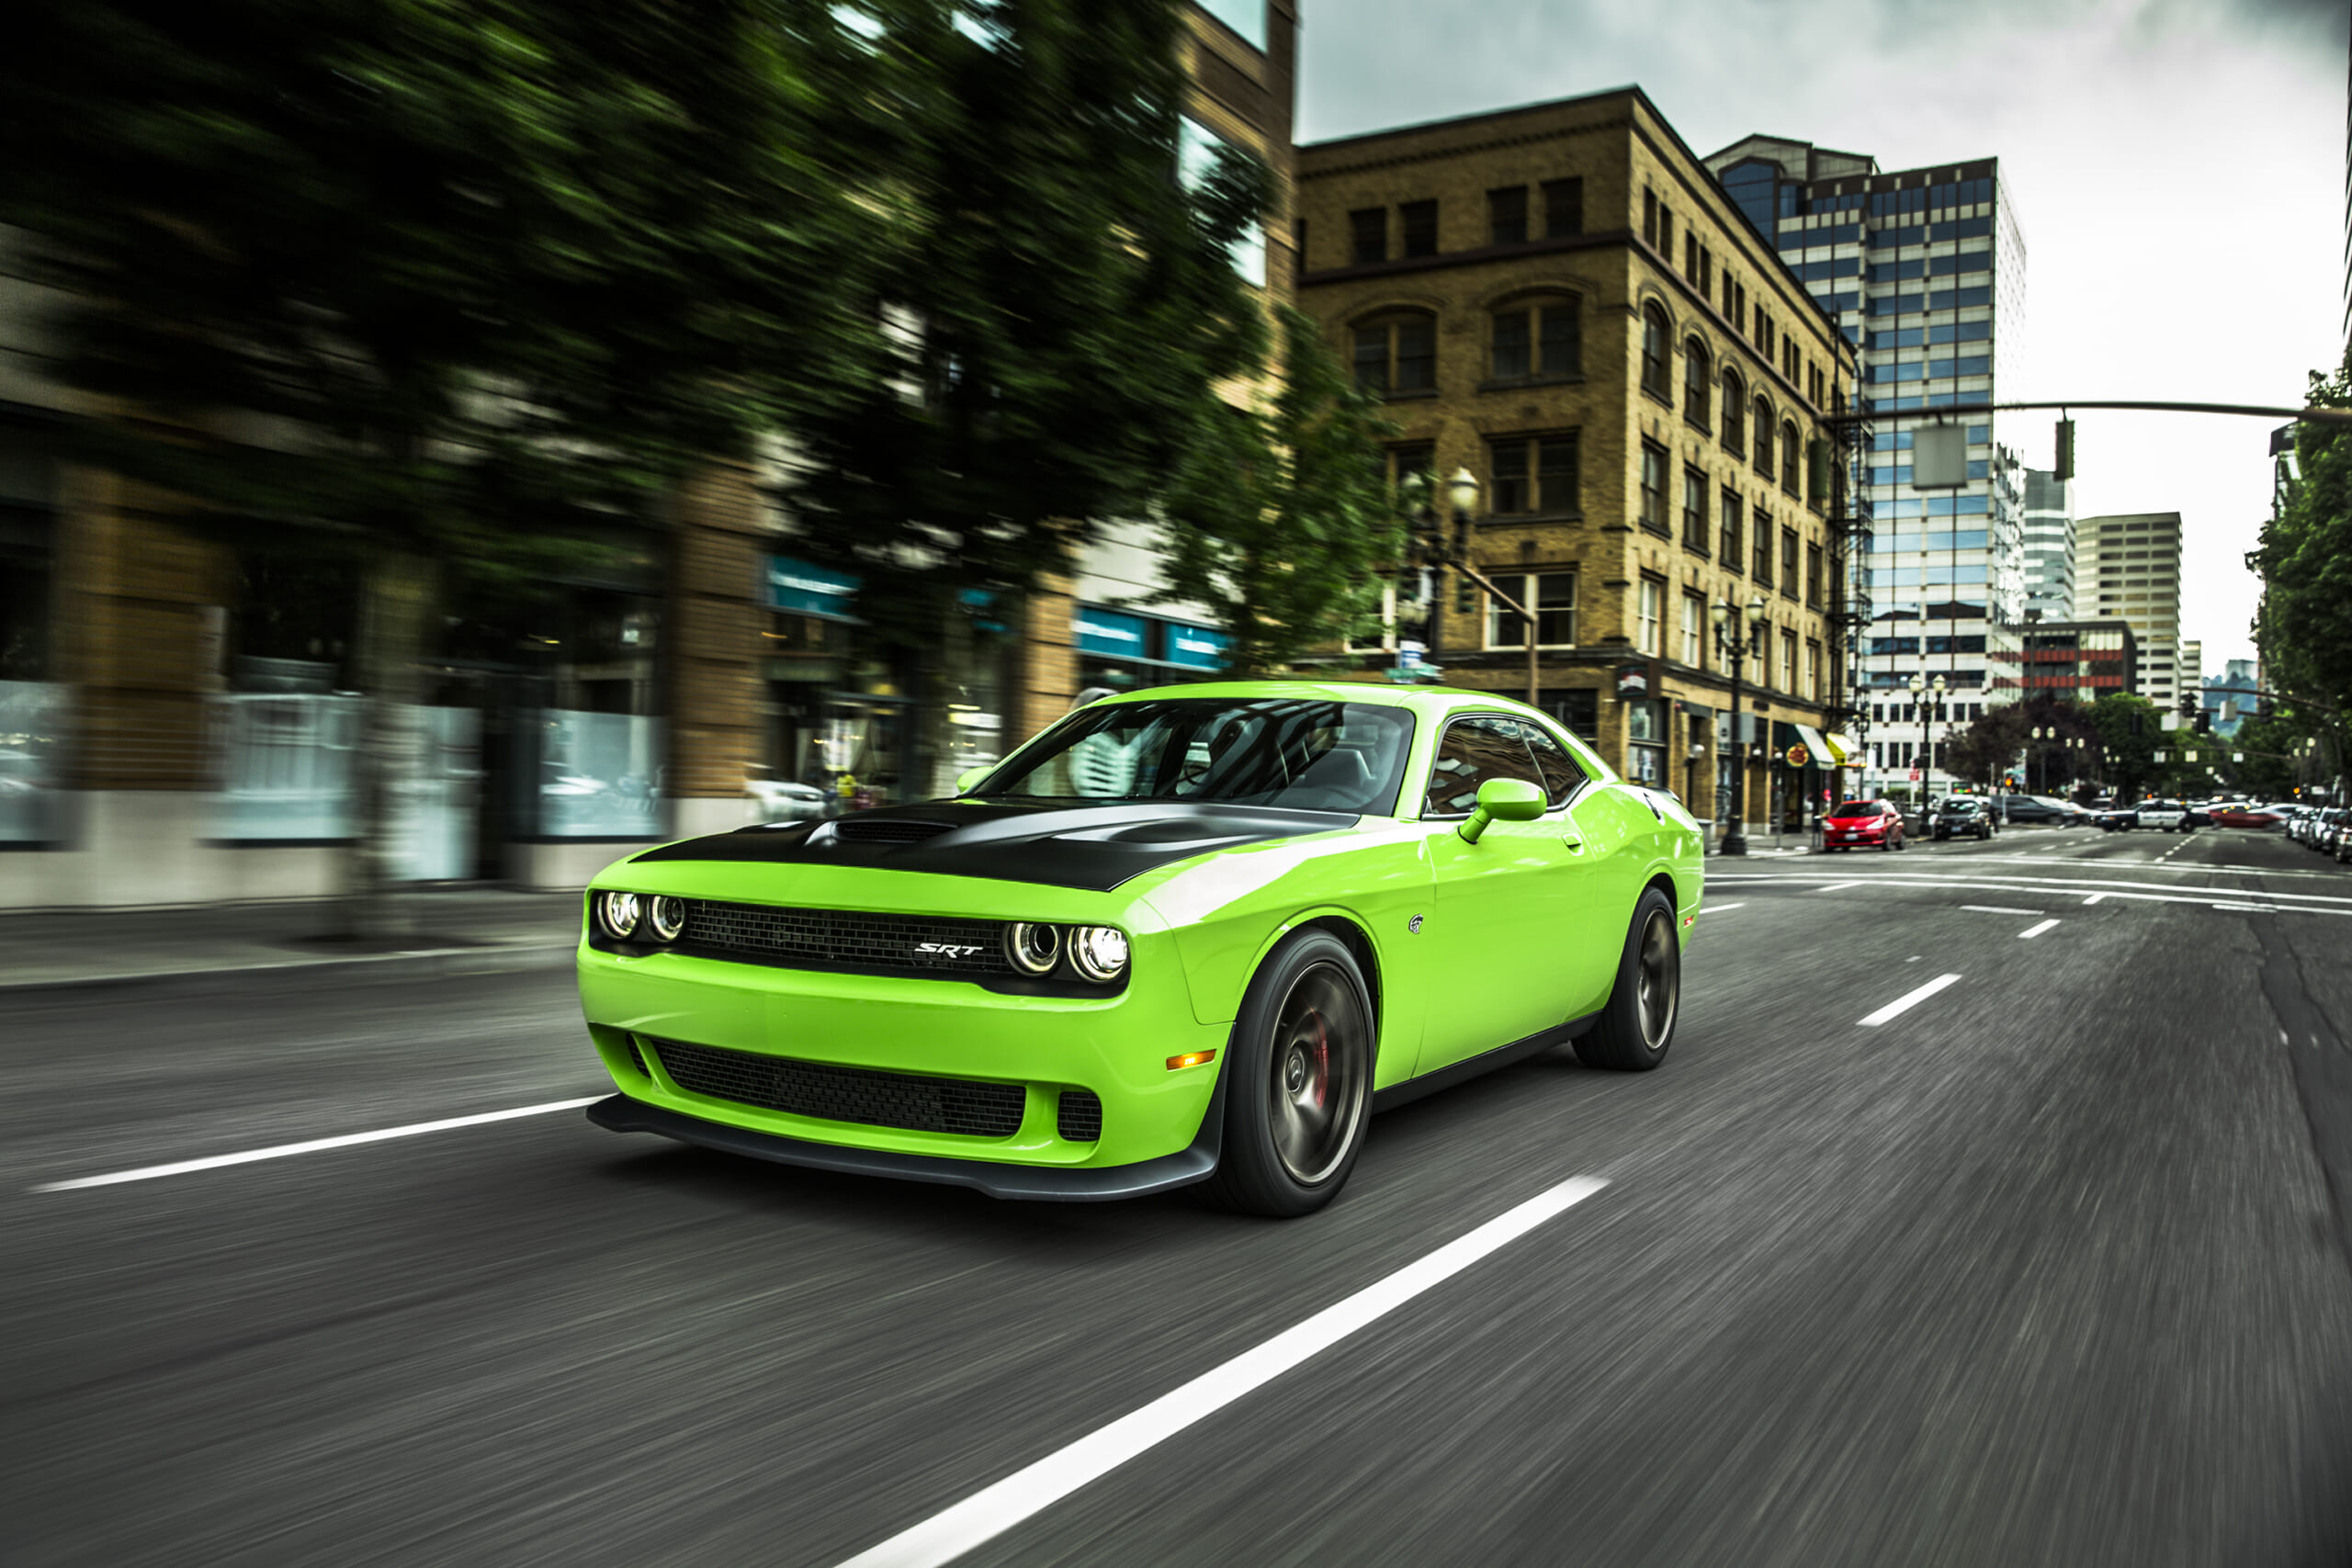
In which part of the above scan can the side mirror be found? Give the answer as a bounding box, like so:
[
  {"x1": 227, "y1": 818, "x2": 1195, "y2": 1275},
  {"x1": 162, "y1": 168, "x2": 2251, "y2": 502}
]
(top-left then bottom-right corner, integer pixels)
[
  {"x1": 955, "y1": 764, "x2": 991, "y2": 796},
  {"x1": 1458, "y1": 777, "x2": 1546, "y2": 843}
]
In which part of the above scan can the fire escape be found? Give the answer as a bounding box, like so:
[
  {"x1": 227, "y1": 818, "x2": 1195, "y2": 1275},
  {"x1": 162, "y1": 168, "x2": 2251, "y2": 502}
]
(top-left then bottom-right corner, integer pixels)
[{"x1": 1829, "y1": 397, "x2": 1874, "y2": 777}]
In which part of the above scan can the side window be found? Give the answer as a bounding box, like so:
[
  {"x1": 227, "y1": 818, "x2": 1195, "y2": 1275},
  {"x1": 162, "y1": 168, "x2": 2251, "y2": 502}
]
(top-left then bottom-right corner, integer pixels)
[
  {"x1": 1422, "y1": 716, "x2": 1543, "y2": 817},
  {"x1": 1518, "y1": 722, "x2": 1588, "y2": 806}
]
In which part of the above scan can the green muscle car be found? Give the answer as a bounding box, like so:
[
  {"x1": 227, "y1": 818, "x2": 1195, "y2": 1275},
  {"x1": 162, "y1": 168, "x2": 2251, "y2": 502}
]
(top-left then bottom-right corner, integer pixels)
[{"x1": 579, "y1": 682, "x2": 1703, "y2": 1215}]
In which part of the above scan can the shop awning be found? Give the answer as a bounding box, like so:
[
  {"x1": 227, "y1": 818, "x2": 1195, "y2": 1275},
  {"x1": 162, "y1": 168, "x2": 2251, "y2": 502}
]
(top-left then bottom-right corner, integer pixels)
[
  {"x1": 1822, "y1": 729, "x2": 1861, "y2": 765},
  {"x1": 1793, "y1": 725, "x2": 1839, "y2": 768}
]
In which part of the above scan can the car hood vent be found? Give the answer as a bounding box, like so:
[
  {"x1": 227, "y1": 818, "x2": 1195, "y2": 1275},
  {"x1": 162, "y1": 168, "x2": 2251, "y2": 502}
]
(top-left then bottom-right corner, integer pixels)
[{"x1": 833, "y1": 818, "x2": 956, "y2": 845}]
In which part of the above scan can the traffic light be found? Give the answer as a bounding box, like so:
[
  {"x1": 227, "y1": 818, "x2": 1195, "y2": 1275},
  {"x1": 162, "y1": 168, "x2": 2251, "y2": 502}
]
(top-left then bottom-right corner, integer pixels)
[
  {"x1": 1453, "y1": 569, "x2": 1476, "y2": 616},
  {"x1": 2054, "y1": 418, "x2": 2075, "y2": 482}
]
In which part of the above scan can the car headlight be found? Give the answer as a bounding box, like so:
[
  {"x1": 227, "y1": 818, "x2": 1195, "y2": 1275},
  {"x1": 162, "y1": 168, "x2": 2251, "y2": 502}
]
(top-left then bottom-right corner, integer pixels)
[
  {"x1": 1005, "y1": 921, "x2": 1061, "y2": 975},
  {"x1": 648, "y1": 896, "x2": 686, "y2": 942},
  {"x1": 1069, "y1": 925, "x2": 1129, "y2": 983},
  {"x1": 596, "y1": 890, "x2": 641, "y2": 939}
]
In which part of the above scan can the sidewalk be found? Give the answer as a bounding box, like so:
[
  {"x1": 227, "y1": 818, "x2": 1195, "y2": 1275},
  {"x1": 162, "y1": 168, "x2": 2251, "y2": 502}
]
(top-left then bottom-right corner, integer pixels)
[{"x1": 0, "y1": 888, "x2": 582, "y2": 994}]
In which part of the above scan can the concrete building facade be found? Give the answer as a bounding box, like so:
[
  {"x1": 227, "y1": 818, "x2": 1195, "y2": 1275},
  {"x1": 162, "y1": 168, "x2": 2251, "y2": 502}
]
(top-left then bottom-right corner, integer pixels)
[
  {"x1": 2075, "y1": 512, "x2": 2185, "y2": 713},
  {"x1": 1295, "y1": 88, "x2": 1860, "y2": 841},
  {"x1": 1702, "y1": 137, "x2": 2028, "y2": 800},
  {"x1": 2021, "y1": 468, "x2": 2076, "y2": 624}
]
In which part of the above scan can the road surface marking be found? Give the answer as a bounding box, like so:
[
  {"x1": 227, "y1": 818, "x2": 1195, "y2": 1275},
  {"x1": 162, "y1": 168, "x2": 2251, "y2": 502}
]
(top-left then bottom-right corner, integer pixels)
[
  {"x1": 1960, "y1": 905, "x2": 2042, "y2": 916},
  {"x1": 2211, "y1": 903, "x2": 2279, "y2": 913},
  {"x1": 2083, "y1": 893, "x2": 2107, "y2": 905},
  {"x1": 2018, "y1": 919, "x2": 2060, "y2": 939},
  {"x1": 1702, "y1": 903, "x2": 1747, "y2": 913},
  {"x1": 1811, "y1": 882, "x2": 1866, "y2": 893},
  {"x1": 829, "y1": 1175, "x2": 1611, "y2": 1568},
  {"x1": 32, "y1": 1098, "x2": 605, "y2": 1192},
  {"x1": 1859, "y1": 974, "x2": 1962, "y2": 1027}
]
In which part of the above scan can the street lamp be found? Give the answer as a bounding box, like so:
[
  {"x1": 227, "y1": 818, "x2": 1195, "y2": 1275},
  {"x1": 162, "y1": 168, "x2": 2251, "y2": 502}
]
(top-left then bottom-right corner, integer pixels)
[
  {"x1": 1906, "y1": 671, "x2": 1945, "y2": 807},
  {"x1": 1712, "y1": 594, "x2": 1769, "y2": 855}
]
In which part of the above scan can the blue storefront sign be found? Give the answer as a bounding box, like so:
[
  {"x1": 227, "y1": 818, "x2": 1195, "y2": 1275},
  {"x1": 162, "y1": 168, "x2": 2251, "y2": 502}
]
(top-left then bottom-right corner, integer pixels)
[
  {"x1": 1074, "y1": 606, "x2": 1149, "y2": 660},
  {"x1": 1162, "y1": 621, "x2": 1231, "y2": 671},
  {"x1": 765, "y1": 556, "x2": 861, "y2": 621}
]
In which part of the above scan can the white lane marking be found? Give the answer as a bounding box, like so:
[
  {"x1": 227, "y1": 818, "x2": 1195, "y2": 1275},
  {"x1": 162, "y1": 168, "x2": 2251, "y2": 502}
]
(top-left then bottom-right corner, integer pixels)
[
  {"x1": 1811, "y1": 881, "x2": 1867, "y2": 894},
  {"x1": 830, "y1": 1176, "x2": 1611, "y2": 1568},
  {"x1": 2018, "y1": 919, "x2": 2060, "y2": 940},
  {"x1": 1859, "y1": 973, "x2": 1962, "y2": 1027},
  {"x1": 1960, "y1": 905, "x2": 2042, "y2": 916},
  {"x1": 2211, "y1": 903, "x2": 2280, "y2": 913},
  {"x1": 1704, "y1": 871, "x2": 2352, "y2": 911},
  {"x1": 33, "y1": 1098, "x2": 604, "y2": 1192},
  {"x1": 2083, "y1": 893, "x2": 2107, "y2": 905},
  {"x1": 1702, "y1": 903, "x2": 1747, "y2": 913}
]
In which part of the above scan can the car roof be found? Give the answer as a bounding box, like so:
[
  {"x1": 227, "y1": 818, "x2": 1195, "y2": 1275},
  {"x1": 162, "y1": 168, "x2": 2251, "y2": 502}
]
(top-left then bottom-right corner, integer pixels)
[{"x1": 1087, "y1": 680, "x2": 1550, "y2": 719}]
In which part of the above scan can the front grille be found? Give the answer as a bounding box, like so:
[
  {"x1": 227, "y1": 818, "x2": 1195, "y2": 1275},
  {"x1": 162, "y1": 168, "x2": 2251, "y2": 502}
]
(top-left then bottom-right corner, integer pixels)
[
  {"x1": 834, "y1": 817, "x2": 956, "y2": 844},
  {"x1": 682, "y1": 899, "x2": 1012, "y2": 977},
  {"x1": 646, "y1": 1037, "x2": 1025, "y2": 1138},
  {"x1": 1057, "y1": 1089, "x2": 1102, "y2": 1144},
  {"x1": 628, "y1": 1038, "x2": 650, "y2": 1077}
]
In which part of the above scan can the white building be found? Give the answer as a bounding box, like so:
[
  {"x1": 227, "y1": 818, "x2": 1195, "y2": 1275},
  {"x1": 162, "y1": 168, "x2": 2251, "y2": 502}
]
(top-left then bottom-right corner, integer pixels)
[
  {"x1": 2021, "y1": 468, "x2": 2075, "y2": 623},
  {"x1": 1703, "y1": 139, "x2": 2027, "y2": 797}
]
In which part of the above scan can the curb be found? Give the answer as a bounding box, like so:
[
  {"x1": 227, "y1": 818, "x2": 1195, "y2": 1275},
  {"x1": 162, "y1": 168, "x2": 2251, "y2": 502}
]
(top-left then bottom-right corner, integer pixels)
[{"x1": 0, "y1": 940, "x2": 578, "y2": 998}]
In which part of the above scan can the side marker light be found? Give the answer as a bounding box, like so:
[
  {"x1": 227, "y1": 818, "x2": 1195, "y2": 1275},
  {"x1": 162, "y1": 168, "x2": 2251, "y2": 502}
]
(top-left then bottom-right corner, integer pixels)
[{"x1": 1166, "y1": 1050, "x2": 1218, "y2": 1071}]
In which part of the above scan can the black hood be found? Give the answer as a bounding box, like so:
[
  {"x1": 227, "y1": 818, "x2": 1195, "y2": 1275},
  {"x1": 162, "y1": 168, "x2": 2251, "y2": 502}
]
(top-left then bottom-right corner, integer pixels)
[{"x1": 629, "y1": 799, "x2": 1358, "y2": 892}]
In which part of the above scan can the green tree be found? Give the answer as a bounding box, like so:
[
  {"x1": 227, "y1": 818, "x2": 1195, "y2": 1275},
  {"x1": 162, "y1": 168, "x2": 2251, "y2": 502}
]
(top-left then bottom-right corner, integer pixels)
[
  {"x1": 2249, "y1": 359, "x2": 2352, "y2": 796},
  {"x1": 3, "y1": 0, "x2": 877, "y2": 932},
  {"x1": 2087, "y1": 692, "x2": 2168, "y2": 798},
  {"x1": 778, "y1": 0, "x2": 1272, "y2": 647},
  {"x1": 1153, "y1": 310, "x2": 1403, "y2": 675}
]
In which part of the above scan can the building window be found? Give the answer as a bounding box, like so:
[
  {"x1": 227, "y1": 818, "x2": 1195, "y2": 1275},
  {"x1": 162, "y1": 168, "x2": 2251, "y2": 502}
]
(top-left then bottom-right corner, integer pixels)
[
  {"x1": 1487, "y1": 570, "x2": 1577, "y2": 649},
  {"x1": 1752, "y1": 399, "x2": 1775, "y2": 478},
  {"x1": 1780, "y1": 422, "x2": 1801, "y2": 496},
  {"x1": 1720, "y1": 490, "x2": 1743, "y2": 570},
  {"x1": 1640, "y1": 305, "x2": 1672, "y2": 400},
  {"x1": 1805, "y1": 639, "x2": 1822, "y2": 701},
  {"x1": 1643, "y1": 187, "x2": 1657, "y2": 247},
  {"x1": 1489, "y1": 433, "x2": 1580, "y2": 516},
  {"x1": 1488, "y1": 186, "x2": 1527, "y2": 245},
  {"x1": 1543, "y1": 177, "x2": 1583, "y2": 238},
  {"x1": 1752, "y1": 508, "x2": 1773, "y2": 582},
  {"x1": 1349, "y1": 208, "x2": 1385, "y2": 265},
  {"x1": 1351, "y1": 312, "x2": 1435, "y2": 395},
  {"x1": 1659, "y1": 206, "x2": 1674, "y2": 258},
  {"x1": 1681, "y1": 468, "x2": 1709, "y2": 551},
  {"x1": 1780, "y1": 629, "x2": 1797, "y2": 693},
  {"x1": 1681, "y1": 591, "x2": 1705, "y2": 668},
  {"x1": 1781, "y1": 527, "x2": 1799, "y2": 597},
  {"x1": 1806, "y1": 543, "x2": 1824, "y2": 607},
  {"x1": 1400, "y1": 199, "x2": 1438, "y2": 258},
  {"x1": 1638, "y1": 578, "x2": 1663, "y2": 656},
  {"x1": 1490, "y1": 296, "x2": 1579, "y2": 380},
  {"x1": 1721, "y1": 369, "x2": 1747, "y2": 456},
  {"x1": 1684, "y1": 232, "x2": 1700, "y2": 281},
  {"x1": 1638, "y1": 442, "x2": 1670, "y2": 535},
  {"x1": 1683, "y1": 341, "x2": 1712, "y2": 429}
]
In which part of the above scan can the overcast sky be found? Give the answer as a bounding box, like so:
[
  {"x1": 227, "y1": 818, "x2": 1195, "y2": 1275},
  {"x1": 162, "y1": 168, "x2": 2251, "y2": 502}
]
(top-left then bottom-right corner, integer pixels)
[{"x1": 1298, "y1": 0, "x2": 2349, "y2": 675}]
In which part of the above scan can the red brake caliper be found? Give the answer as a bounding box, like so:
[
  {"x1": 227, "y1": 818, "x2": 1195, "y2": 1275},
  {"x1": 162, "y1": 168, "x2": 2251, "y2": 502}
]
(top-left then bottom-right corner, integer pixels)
[{"x1": 1310, "y1": 1013, "x2": 1329, "y2": 1111}]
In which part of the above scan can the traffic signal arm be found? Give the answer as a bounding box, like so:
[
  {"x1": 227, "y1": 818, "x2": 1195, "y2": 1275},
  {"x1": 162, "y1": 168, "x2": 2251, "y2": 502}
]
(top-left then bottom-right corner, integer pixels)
[{"x1": 1452, "y1": 562, "x2": 1533, "y2": 620}]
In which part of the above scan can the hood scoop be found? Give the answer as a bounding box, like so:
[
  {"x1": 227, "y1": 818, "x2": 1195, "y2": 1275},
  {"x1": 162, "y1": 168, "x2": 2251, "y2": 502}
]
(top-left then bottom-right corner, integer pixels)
[{"x1": 832, "y1": 817, "x2": 957, "y2": 845}]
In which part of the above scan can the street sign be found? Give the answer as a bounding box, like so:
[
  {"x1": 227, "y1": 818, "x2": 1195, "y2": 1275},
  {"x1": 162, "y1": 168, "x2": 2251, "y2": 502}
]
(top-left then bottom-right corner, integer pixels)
[{"x1": 1908, "y1": 767, "x2": 1922, "y2": 782}]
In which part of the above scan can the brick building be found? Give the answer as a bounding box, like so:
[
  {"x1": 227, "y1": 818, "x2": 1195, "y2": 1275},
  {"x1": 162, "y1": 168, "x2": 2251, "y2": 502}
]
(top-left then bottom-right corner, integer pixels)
[{"x1": 1295, "y1": 87, "x2": 1860, "y2": 838}]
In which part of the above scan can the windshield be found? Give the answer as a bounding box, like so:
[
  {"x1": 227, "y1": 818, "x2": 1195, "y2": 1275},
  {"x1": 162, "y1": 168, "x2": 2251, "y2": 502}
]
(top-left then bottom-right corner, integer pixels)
[
  {"x1": 1940, "y1": 799, "x2": 1979, "y2": 814},
  {"x1": 973, "y1": 698, "x2": 1417, "y2": 815},
  {"x1": 1830, "y1": 801, "x2": 1879, "y2": 818}
]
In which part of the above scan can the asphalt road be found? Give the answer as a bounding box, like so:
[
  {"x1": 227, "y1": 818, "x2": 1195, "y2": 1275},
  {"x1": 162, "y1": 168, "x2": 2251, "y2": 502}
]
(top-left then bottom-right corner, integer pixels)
[{"x1": 7, "y1": 826, "x2": 2352, "y2": 1567}]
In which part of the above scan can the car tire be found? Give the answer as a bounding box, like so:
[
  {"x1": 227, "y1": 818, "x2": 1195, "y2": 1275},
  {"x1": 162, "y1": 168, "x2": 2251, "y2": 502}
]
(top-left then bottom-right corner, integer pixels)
[
  {"x1": 1204, "y1": 930, "x2": 1374, "y2": 1218},
  {"x1": 1574, "y1": 887, "x2": 1679, "y2": 1073}
]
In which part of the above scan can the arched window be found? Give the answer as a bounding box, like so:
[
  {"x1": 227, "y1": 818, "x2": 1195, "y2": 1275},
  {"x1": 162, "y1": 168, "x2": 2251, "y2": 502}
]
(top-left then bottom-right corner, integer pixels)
[
  {"x1": 1752, "y1": 398, "x2": 1775, "y2": 478},
  {"x1": 1780, "y1": 422, "x2": 1802, "y2": 496},
  {"x1": 1640, "y1": 304, "x2": 1671, "y2": 400},
  {"x1": 1720, "y1": 367, "x2": 1746, "y2": 456},
  {"x1": 1489, "y1": 293, "x2": 1580, "y2": 381},
  {"x1": 1682, "y1": 339, "x2": 1712, "y2": 429},
  {"x1": 1351, "y1": 310, "x2": 1436, "y2": 396}
]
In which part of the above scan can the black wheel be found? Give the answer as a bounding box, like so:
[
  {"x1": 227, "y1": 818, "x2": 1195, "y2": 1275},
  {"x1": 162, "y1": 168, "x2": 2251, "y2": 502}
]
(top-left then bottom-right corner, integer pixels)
[
  {"x1": 1574, "y1": 888, "x2": 1680, "y2": 1072},
  {"x1": 1204, "y1": 930, "x2": 1374, "y2": 1218}
]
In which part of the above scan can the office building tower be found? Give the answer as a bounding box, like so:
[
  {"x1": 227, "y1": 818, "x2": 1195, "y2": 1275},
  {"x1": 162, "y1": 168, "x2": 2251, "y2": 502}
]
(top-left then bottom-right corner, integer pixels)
[
  {"x1": 1705, "y1": 137, "x2": 2027, "y2": 797},
  {"x1": 2021, "y1": 468, "x2": 2075, "y2": 623},
  {"x1": 2075, "y1": 512, "x2": 2184, "y2": 709}
]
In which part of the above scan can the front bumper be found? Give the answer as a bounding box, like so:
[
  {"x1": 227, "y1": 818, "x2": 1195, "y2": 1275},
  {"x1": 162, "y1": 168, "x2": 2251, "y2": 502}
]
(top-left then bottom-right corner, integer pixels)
[{"x1": 586, "y1": 1083, "x2": 1224, "y2": 1201}]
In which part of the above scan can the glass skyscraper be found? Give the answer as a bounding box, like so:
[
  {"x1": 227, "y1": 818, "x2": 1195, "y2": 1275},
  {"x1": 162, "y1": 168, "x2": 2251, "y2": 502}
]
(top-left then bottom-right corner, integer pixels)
[
  {"x1": 1705, "y1": 137, "x2": 2027, "y2": 798},
  {"x1": 2021, "y1": 468, "x2": 2075, "y2": 624}
]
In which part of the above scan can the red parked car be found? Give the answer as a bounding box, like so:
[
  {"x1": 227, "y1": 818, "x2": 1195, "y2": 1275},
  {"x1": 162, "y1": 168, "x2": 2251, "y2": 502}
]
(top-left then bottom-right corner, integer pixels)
[{"x1": 1823, "y1": 798, "x2": 1906, "y2": 852}]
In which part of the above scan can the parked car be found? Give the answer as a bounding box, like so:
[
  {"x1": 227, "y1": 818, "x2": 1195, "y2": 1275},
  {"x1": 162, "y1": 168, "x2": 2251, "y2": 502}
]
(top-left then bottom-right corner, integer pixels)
[
  {"x1": 580, "y1": 682, "x2": 1703, "y2": 1216},
  {"x1": 2135, "y1": 797, "x2": 2190, "y2": 831},
  {"x1": 745, "y1": 767, "x2": 831, "y2": 825},
  {"x1": 1824, "y1": 798, "x2": 1906, "y2": 852},
  {"x1": 2315, "y1": 807, "x2": 2351, "y2": 856},
  {"x1": 1932, "y1": 795, "x2": 1996, "y2": 840}
]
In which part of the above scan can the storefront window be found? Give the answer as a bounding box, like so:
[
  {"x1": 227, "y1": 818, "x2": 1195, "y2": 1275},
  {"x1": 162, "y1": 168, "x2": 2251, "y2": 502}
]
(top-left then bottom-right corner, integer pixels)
[
  {"x1": 1075, "y1": 604, "x2": 1230, "y2": 698},
  {"x1": 1626, "y1": 699, "x2": 1666, "y2": 785}
]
